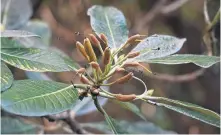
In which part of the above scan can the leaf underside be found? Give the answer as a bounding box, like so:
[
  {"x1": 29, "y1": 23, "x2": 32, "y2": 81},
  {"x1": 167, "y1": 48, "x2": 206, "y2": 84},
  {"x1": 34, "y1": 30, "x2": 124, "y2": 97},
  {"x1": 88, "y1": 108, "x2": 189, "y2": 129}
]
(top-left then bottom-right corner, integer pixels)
[
  {"x1": 131, "y1": 34, "x2": 186, "y2": 60},
  {"x1": 87, "y1": 5, "x2": 129, "y2": 49}
]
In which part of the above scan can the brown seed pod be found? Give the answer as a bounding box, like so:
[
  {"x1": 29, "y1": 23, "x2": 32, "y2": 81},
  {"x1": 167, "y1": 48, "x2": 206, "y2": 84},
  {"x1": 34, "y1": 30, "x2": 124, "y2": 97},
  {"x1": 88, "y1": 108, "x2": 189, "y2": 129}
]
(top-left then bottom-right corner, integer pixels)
[
  {"x1": 80, "y1": 75, "x2": 91, "y2": 85},
  {"x1": 76, "y1": 41, "x2": 90, "y2": 61},
  {"x1": 115, "y1": 72, "x2": 133, "y2": 84},
  {"x1": 89, "y1": 34, "x2": 100, "y2": 47},
  {"x1": 115, "y1": 94, "x2": 136, "y2": 102},
  {"x1": 114, "y1": 67, "x2": 126, "y2": 73},
  {"x1": 126, "y1": 34, "x2": 144, "y2": 44},
  {"x1": 76, "y1": 68, "x2": 86, "y2": 74},
  {"x1": 84, "y1": 38, "x2": 97, "y2": 62},
  {"x1": 90, "y1": 62, "x2": 102, "y2": 75},
  {"x1": 127, "y1": 51, "x2": 140, "y2": 58},
  {"x1": 100, "y1": 33, "x2": 108, "y2": 43},
  {"x1": 102, "y1": 47, "x2": 111, "y2": 66},
  {"x1": 122, "y1": 62, "x2": 140, "y2": 68}
]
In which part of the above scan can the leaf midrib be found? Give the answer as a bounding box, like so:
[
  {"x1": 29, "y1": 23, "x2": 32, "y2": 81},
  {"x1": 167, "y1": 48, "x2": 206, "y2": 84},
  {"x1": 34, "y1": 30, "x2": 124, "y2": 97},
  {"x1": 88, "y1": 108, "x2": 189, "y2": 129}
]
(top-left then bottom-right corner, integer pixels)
[
  {"x1": 104, "y1": 11, "x2": 116, "y2": 48},
  {"x1": 2, "y1": 85, "x2": 73, "y2": 107},
  {"x1": 1, "y1": 51, "x2": 66, "y2": 70}
]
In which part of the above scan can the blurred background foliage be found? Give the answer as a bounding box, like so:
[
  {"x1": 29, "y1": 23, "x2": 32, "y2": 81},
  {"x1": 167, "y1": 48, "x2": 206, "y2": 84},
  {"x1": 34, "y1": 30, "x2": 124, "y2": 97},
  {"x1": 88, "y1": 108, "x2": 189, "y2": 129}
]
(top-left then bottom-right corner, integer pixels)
[{"x1": 1, "y1": 0, "x2": 220, "y2": 134}]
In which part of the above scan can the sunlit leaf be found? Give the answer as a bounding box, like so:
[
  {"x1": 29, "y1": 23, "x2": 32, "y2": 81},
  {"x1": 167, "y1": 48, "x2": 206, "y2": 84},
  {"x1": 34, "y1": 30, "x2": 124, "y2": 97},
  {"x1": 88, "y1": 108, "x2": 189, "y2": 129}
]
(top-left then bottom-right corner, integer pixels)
[
  {"x1": 1, "y1": 47, "x2": 75, "y2": 72},
  {"x1": 87, "y1": 5, "x2": 128, "y2": 48},
  {"x1": 112, "y1": 100, "x2": 146, "y2": 120},
  {"x1": 1, "y1": 117, "x2": 42, "y2": 134},
  {"x1": 131, "y1": 35, "x2": 186, "y2": 61},
  {"x1": 148, "y1": 97, "x2": 220, "y2": 128},
  {"x1": 1, "y1": 62, "x2": 13, "y2": 91},
  {"x1": 1, "y1": 80, "x2": 79, "y2": 116},
  {"x1": 146, "y1": 54, "x2": 220, "y2": 68}
]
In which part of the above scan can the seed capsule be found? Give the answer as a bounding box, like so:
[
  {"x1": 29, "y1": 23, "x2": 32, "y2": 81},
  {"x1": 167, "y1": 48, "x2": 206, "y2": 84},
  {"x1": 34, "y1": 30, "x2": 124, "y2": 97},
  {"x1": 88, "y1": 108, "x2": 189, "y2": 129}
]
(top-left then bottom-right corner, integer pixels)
[
  {"x1": 76, "y1": 41, "x2": 90, "y2": 61},
  {"x1": 102, "y1": 47, "x2": 111, "y2": 66},
  {"x1": 89, "y1": 34, "x2": 100, "y2": 47},
  {"x1": 100, "y1": 33, "x2": 108, "y2": 43},
  {"x1": 84, "y1": 38, "x2": 97, "y2": 62},
  {"x1": 127, "y1": 51, "x2": 140, "y2": 58},
  {"x1": 90, "y1": 62, "x2": 102, "y2": 75},
  {"x1": 115, "y1": 94, "x2": 136, "y2": 102},
  {"x1": 114, "y1": 67, "x2": 126, "y2": 74},
  {"x1": 76, "y1": 68, "x2": 86, "y2": 74},
  {"x1": 122, "y1": 62, "x2": 140, "y2": 68},
  {"x1": 126, "y1": 34, "x2": 145, "y2": 44},
  {"x1": 80, "y1": 75, "x2": 91, "y2": 85},
  {"x1": 115, "y1": 72, "x2": 133, "y2": 84}
]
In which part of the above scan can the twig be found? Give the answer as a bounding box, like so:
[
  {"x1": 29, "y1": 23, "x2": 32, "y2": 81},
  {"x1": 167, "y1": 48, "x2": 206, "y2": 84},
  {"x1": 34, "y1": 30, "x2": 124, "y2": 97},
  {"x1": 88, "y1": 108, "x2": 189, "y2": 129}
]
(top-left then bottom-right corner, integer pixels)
[
  {"x1": 132, "y1": 0, "x2": 168, "y2": 33},
  {"x1": 148, "y1": 68, "x2": 205, "y2": 82},
  {"x1": 132, "y1": 0, "x2": 189, "y2": 33},
  {"x1": 161, "y1": 0, "x2": 189, "y2": 14},
  {"x1": 63, "y1": 111, "x2": 86, "y2": 134},
  {"x1": 45, "y1": 110, "x2": 87, "y2": 134}
]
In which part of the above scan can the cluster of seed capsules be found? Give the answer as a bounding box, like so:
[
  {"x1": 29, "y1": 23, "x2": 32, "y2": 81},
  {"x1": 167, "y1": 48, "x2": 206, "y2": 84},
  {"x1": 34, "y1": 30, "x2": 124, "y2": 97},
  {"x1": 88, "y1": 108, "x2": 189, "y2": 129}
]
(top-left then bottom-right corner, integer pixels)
[{"x1": 74, "y1": 33, "x2": 152, "y2": 102}]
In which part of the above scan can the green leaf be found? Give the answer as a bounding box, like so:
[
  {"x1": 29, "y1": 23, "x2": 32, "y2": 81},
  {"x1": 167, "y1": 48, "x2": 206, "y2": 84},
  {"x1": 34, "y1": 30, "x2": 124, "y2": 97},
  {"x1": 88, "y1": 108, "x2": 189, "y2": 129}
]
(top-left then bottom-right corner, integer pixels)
[
  {"x1": 146, "y1": 54, "x2": 220, "y2": 68},
  {"x1": 1, "y1": 48, "x2": 74, "y2": 72},
  {"x1": 1, "y1": 80, "x2": 79, "y2": 116},
  {"x1": 1, "y1": 62, "x2": 13, "y2": 91},
  {"x1": 81, "y1": 120, "x2": 175, "y2": 134},
  {"x1": 87, "y1": 5, "x2": 129, "y2": 48},
  {"x1": 1, "y1": 37, "x2": 25, "y2": 48},
  {"x1": 131, "y1": 35, "x2": 186, "y2": 61},
  {"x1": 1, "y1": 117, "x2": 42, "y2": 134},
  {"x1": 1, "y1": 30, "x2": 40, "y2": 38},
  {"x1": 1, "y1": 37, "x2": 79, "y2": 72},
  {"x1": 112, "y1": 100, "x2": 146, "y2": 120},
  {"x1": 148, "y1": 97, "x2": 220, "y2": 128}
]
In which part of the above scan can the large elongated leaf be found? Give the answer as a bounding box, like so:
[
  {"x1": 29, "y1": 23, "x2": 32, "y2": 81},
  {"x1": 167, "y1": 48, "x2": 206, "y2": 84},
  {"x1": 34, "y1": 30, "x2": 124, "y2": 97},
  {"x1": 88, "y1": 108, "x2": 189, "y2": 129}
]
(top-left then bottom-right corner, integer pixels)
[
  {"x1": 1, "y1": 62, "x2": 13, "y2": 91},
  {"x1": 81, "y1": 120, "x2": 175, "y2": 134},
  {"x1": 87, "y1": 5, "x2": 128, "y2": 48},
  {"x1": 146, "y1": 54, "x2": 220, "y2": 68},
  {"x1": 1, "y1": 30, "x2": 40, "y2": 38},
  {"x1": 1, "y1": 37, "x2": 79, "y2": 72},
  {"x1": 112, "y1": 100, "x2": 146, "y2": 120},
  {"x1": 148, "y1": 97, "x2": 220, "y2": 128},
  {"x1": 1, "y1": 37, "x2": 25, "y2": 48},
  {"x1": 1, "y1": 48, "x2": 73, "y2": 72},
  {"x1": 131, "y1": 35, "x2": 186, "y2": 61},
  {"x1": 1, "y1": 80, "x2": 79, "y2": 116},
  {"x1": 1, "y1": 117, "x2": 42, "y2": 134}
]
